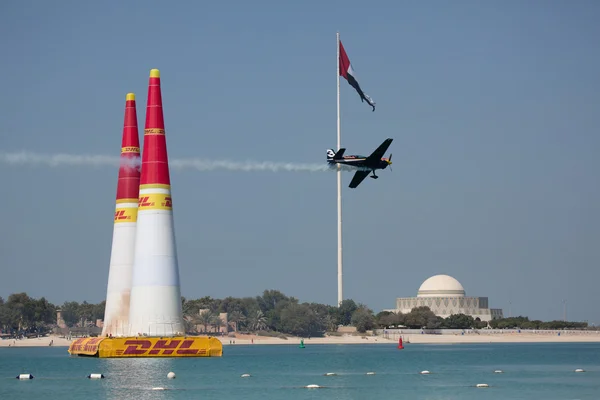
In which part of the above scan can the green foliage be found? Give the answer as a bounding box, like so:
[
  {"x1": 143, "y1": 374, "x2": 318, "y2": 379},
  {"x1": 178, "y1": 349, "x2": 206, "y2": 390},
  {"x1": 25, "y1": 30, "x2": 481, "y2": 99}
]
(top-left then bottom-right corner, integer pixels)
[
  {"x1": 375, "y1": 311, "x2": 405, "y2": 328},
  {"x1": 401, "y1": 306, "x2": 440, "y2": 329},
  {"x1": 58, "y1": 300, "x2": 104, "y2": 327},
  {"x1": 374, "y1": 309, "x2": 590, "y2": 331},
  {"x1": 351, "y1": 306, "x2": 376, "y2": 333},
  {"x1": 489, "y1": 316, "x2": 588, "y2": 330},
  {"x1": 442, "y1": 313, "x2": 476, "y2": 329},
  {"x1": 473, "y1": 319, "x2": 488, "y2": 329},
  {"x1": 246, "y1": 310, "x2": 268, "y2": 331},
  {"x1": 182, "y1": 298, "x2": 203, "y2": 316},
  {"x1": 227, "y1": 310, "x2": 245, "y2": 331},
  {"x1": 337, "y1": 299, "x2": 358, "y2": 326},
  {"x1": 279, "y1": 303, "x2": 326, "y2": 337},
  {"x1": 194, "y1": 310, "x2": 219, "y2": 332},
  {"x1": 0, "y1": 293, "x2": 56, "y2": 334},
  {"x1": 60, "y1": 301, "x2": 81, "y2": 327},
  {"x1": 1, "y1": 291, "x2": 591, "y2": 339},
  {"x1": 218, "y1": 296, "x2": 247, "y2": 314},
  {"x1": 257, "y1": 290, "x2": 293, "y2": 314}
]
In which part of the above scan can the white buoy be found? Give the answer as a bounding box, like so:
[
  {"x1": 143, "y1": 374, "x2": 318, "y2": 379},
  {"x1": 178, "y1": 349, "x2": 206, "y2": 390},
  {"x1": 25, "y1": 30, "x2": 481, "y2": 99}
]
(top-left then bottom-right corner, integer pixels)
[
  {"x1": 16, "y1": 374, "x2": 34, "y2": 380},
  {"x1": 241, "y1": 373, "x2": 251, "y2": 378},
  {"x1": 494, "y1": 370, "x2": 504, "y2": 373},
  {"x1": 420, "y1": 370, "x2": 430, "y2": 374},
  {"x1": 88, "y1": 373, "x2": 105, "y2": 379},
  {"x1": 167, "y1": 372, "x2": 176, "y2": 379},
  {"x1": 305, "y1": 384, "x2": 322, "y2": 388},
  {"x1": 575, "y1": 369, "x2": 585, "y2": 373},
  {"x1": 366, "y1": 372, "x2": 376, "y2": 375},
  {"x1": 324, "y1": 372, "x2": 337, "y2": 376},
  {"x1": 476, "y1": 383, "x2": 489, "y2": 388}
]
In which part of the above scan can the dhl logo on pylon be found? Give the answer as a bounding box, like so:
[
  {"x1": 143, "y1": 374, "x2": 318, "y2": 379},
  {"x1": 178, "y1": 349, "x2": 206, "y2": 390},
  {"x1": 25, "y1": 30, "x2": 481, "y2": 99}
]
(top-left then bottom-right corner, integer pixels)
[
  {"x1": 68, "y1": 337, "x2": 104, "y2": 355},
  {"x1": 68, "y1": 336, "x2": 223, "y2": 357},
  {"x1": 121, "y1": 146, "x2": 140, "y2": 153},
  {"x1": 69, "y1": 337, "x2": 104, "y2": 353},
  {"x1": 138, "y1": 196, "x2": 154, "y2": 208},
  {"x1": 138, "y1": 193, "x2": 173, "y2": 211},
  {"x1": 118, "y1": 339, "x2": 207, "y2": 356},
  {"x1": 114, "y1": 207, "x2": 138, "y2": 223}
]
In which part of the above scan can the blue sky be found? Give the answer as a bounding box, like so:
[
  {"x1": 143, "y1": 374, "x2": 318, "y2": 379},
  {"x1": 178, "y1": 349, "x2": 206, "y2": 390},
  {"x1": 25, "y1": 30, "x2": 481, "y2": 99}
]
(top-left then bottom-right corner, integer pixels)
[{"x1": 1, "y1": 0, "x2": 599, "y2": 324}]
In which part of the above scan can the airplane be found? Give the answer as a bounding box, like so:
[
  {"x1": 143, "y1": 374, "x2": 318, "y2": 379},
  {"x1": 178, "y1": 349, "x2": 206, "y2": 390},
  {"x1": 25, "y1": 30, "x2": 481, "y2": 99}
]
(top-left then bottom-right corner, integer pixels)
[{"x1": 326, "y1": 138, "x2": 393, "y2": 188}]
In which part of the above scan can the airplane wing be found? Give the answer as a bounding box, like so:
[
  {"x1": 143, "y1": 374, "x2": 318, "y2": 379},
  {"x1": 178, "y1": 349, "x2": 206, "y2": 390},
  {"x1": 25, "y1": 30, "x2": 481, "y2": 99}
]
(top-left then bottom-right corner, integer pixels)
[
  {"x1": 365, "y1": 138, "x2": 393, "y2": 163},
  {"x1": 333, "y1": 148, "x2": 346, "y2": 159},
  {"x1": 348, "y1": 170, "x2": 370, "y2": 189}
]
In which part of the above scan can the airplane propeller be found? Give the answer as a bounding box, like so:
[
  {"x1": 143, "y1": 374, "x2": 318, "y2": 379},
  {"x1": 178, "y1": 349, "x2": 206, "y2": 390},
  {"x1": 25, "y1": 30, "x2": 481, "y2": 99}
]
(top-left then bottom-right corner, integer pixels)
[{"x1": 388, "y1": 153, "x2": 393, "y2": 171}]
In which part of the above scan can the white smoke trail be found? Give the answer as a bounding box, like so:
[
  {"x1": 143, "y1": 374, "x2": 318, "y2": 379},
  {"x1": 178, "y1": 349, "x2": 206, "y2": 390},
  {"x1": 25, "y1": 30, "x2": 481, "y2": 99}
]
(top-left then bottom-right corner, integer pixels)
[
  {"x1": 169, "y1": 158, "x2": 333, "y2": 172},
  {"x1": 0, "y1": 151, "x2": 356, "y2": 173},
  {"x1": 0, "y1": 151, "x2": 121, "y2": 168}
]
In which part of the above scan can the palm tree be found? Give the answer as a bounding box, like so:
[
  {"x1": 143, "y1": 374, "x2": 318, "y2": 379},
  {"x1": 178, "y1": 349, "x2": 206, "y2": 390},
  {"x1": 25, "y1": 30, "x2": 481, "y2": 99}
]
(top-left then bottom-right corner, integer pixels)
[
  {"x1": 248, "y1": 310, "x2": 267, "y2": 331},
  {"x1": 196, "y1": 310, "x2": 216, "y2": 333},
  {"x1": 183, "y1": 317, "x2": 198, "y2": 334},
  {"x1": 211, "y1": 314, "x2": 225, "y2": 334},
  {"x1": 228, "y1": 310, "x2": 245, "y2": 332}
]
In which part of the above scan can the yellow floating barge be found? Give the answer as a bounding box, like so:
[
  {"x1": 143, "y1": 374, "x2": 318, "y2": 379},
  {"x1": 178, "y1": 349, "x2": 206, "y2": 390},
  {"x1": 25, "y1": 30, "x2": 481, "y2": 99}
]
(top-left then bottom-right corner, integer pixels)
[{"x1": 68, "y1": 336, "x2": 223, "y2": 358}]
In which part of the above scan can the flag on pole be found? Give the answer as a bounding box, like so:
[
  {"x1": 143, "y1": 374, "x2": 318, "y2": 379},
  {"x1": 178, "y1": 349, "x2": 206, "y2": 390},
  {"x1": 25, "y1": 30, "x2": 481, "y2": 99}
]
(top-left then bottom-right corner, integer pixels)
[{"x1": 339, "y1": 40, "x2": 375, "y2": 111}]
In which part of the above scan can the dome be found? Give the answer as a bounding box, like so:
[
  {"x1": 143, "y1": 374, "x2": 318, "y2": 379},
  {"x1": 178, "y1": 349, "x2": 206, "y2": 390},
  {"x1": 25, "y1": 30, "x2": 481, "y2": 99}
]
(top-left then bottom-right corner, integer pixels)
[{"x1": 417, "y1": 274, "x2": 465, "y2": 297}]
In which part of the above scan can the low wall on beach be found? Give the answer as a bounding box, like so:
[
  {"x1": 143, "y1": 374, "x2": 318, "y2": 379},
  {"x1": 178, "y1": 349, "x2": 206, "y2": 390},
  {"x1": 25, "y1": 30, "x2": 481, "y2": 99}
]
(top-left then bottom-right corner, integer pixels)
[{"x1": 376, "y1": 328, "x2": 600, "y2": 339}]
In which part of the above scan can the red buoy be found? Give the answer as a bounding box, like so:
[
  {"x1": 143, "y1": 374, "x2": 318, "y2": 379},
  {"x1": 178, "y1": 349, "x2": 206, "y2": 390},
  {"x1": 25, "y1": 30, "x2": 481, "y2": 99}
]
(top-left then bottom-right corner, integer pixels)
[{"x1": 398, "y1": 337, "x2": 404, "y2": 350}]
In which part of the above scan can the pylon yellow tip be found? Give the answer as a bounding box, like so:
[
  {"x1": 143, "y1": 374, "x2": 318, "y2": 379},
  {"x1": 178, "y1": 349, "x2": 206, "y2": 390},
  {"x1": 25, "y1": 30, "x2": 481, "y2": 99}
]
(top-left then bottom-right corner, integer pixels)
[
  {"x1": 150, "y1": 69, "x2": 160, "y2": 78},
  {"x1": 126, "y1": 93, "x2": 135, "y2": 101}
]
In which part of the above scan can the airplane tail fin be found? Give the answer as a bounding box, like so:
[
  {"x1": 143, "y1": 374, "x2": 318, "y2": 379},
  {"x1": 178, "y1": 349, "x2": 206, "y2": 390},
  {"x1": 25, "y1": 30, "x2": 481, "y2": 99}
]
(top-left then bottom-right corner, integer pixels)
[{"x1": 327, "y1": 148, "x2": 346, "y2": 160}]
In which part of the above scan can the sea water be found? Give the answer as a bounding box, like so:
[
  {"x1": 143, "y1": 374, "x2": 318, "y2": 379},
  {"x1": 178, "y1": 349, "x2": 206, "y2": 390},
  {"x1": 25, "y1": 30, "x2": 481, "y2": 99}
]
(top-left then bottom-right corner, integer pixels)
[{"x1": 1, "y1": 342, "x2": 599, "y2": 399}]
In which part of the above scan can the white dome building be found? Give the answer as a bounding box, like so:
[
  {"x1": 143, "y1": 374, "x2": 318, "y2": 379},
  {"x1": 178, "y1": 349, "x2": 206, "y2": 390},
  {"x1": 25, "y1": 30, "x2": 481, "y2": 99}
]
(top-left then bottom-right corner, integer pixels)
[
  {"x1": 417, "y1": 274, "x2": 466, "y2": 298},
  {"x1": 390, "y1": 274, "x2": 503, "y2": 322}
]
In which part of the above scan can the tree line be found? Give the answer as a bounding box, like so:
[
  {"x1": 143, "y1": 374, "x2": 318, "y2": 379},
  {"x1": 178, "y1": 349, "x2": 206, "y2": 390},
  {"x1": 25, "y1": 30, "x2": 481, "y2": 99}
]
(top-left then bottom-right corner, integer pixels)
[
  {"x1": 0, "y1": 293, "x2": 58, "y2": 336},
  {"x1": 376, "y1": 307, "x2": 590, "y2": 330},
  {"x1": 181, "y1": 290, "x2": 372, "y2": 337},
  {"x1": 488, "y1": 316, "x2": 588, "y2": 330},
  {"x1": 0, "y1": 293, "x2": 105, "y2": 336},
  {"x1": 0, "y1": 291, "x2": 591, "y2": 338}
]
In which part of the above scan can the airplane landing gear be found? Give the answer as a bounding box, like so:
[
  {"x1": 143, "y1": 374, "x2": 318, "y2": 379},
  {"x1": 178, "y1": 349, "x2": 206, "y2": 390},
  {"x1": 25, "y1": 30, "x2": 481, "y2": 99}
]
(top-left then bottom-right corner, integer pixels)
[{"x1": 370, "y1": 171, "x2": 378, "y2": 179}]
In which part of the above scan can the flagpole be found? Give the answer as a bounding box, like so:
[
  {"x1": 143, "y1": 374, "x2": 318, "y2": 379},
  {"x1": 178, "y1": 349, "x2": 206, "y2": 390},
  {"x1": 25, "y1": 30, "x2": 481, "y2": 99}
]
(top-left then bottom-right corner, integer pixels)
[{"x1": 336, "y1": 31, "x2": 343, "y2": 307}]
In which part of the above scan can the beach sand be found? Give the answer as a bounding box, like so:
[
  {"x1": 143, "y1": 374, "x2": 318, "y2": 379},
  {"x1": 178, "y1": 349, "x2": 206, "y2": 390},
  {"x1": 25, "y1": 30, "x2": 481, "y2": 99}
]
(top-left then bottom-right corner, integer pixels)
[
  {"x1": 0, "y1": 336, "x2": 73, "y2": 348},
  {"x1": 2, "y1": 331, "x2": 600, "y2": 348},
  {"x1": 219, "y1": 332, "x2": 600, "y2": 345}
]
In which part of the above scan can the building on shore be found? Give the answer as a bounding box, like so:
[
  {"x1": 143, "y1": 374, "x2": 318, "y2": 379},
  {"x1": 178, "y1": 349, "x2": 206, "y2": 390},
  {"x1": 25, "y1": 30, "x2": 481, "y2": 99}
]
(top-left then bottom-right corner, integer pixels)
[{"x1": 387, "y1": 274, "x2": 503, "y2": 322}]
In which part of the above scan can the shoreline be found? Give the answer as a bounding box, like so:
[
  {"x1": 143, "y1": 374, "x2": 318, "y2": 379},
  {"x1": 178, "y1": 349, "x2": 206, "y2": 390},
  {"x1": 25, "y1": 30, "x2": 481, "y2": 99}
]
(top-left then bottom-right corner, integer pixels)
[{"x1": 2, "y1": 331, "x2": 600, "y2": 348}]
